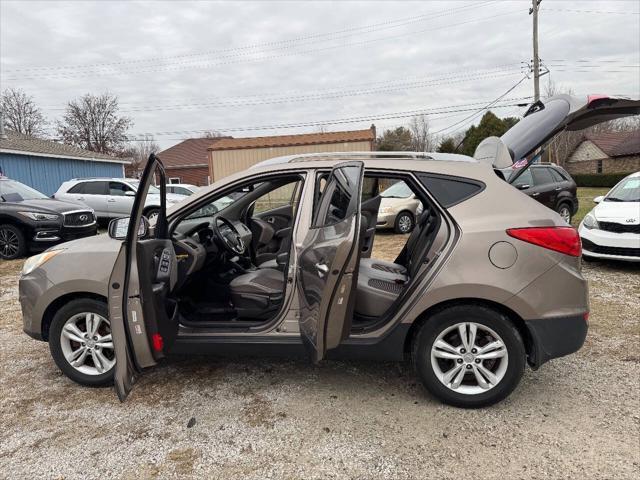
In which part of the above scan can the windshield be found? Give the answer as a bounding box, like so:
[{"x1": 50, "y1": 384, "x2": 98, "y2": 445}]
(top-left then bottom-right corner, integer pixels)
[
  {"x1": 0, "y1": 180, "x2": 48, "y2": 201},
  {"x1": 605, "y1": 177, "x2": 640, "y2": 202},
  {"x1": 380, "y1": 181, "x2": 412, "y2": 198},
  {"x1": 127, "y1": 180, "x2": 160, "y2": 194}
]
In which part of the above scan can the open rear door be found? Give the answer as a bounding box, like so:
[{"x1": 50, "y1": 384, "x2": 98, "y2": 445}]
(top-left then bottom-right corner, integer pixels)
[
  {"x1": 108, "y1": 154, "x2": 179, "y2": 401},
  {"x1": 297, "y1": 161, "x2": 364, "y2": 362}
]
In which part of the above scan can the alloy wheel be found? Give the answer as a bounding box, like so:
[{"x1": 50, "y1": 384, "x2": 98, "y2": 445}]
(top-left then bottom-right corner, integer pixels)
[
  {"x1": 0, "y1": 227, "x2": 20, "y2": 258},
  {"x1": 397, "y1": 214, "x2": 413, "y2": 233},
  {"x1": 59, "y1": 312, "x2": 115, "y2": 376},
  {"x1": 559, "y1": 206, "x2": 571, "y2": 224},
  {"x1": 430, "y1": 322, "x2": 509, "y2": 395}
]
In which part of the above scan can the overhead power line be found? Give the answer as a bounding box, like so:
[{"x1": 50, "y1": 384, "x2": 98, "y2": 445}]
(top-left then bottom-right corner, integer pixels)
[
  {"x1": 2, "y1": 8, "x2": 524, "y2": 81},
  {"x1": 2, "y1": 1, "x2": 496, "y2": 75},
  {"x1": 123, "y1": 97, "x2": 531, "y2": 140}
]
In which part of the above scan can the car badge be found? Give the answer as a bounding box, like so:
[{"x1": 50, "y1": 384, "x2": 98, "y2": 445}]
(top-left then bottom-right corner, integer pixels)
[
  {"x1": 79, "y1": 214, "x2": 88, "y2": 222},
  {"x1": 625, "y1": 218, "x2": 636, "y2": 223}
]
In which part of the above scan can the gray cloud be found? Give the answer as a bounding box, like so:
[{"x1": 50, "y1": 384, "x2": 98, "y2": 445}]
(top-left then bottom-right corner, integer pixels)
[{"x1": 1, "y1": 0, "x2": 638, "y2": 148}]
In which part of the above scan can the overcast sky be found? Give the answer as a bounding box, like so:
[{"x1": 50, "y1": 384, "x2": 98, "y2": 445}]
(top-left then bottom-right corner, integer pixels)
[{"x1": 1, "y1": 0, "x2": 638, "y2": 149}]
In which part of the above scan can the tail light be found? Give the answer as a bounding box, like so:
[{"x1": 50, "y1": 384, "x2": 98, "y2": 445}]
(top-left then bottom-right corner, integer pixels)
[{"x1": 507, "y1": 227, "x2": 582, "y2": 257}]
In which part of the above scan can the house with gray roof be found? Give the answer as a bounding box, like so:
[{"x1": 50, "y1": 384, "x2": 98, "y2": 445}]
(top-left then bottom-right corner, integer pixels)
[{"x1": 0, "y1": 129, "x2": 130, "y2": 196}]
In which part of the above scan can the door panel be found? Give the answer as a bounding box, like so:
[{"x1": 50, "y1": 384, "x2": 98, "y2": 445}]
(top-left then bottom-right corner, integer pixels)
[
  {"x1": 296, "y1": 162, "x2": 364, "y2": 362},
  {"x1": 108, "y1": 181, "x2": 136, "y2": 217},
  {"x1": 108, "y1": 154, "x2": 178, "y2": 401}
]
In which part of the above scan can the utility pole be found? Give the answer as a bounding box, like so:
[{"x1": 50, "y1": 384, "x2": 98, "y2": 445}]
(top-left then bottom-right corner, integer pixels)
[{"x1": 530, "y1": 0, "x2": 541, "y2": 102}]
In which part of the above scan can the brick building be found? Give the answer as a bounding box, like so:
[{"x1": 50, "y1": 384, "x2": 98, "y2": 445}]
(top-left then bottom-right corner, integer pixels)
[
  {"x1": 565, "y1": 130, "x2": 640, "y2": 175},
  {"x1": 156, "y1": 137, "x2": 228, "y2": 186}
]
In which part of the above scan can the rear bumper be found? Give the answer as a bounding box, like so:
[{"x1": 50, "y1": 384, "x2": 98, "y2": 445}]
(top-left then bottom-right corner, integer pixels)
[
  {"x1": 375, "y1": 212, "x2": 396, "y2": 229},
  {"x1": 525, "y1": 314, "x2": 588, "y2": 368}
]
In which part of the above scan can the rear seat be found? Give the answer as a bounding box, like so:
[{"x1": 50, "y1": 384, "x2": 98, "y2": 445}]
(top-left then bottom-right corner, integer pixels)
[{"x1": 354, "y1": 209, "x2": 438, "y2": 318}]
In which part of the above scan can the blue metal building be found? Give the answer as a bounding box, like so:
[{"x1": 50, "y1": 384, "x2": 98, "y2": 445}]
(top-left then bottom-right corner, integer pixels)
[{"x1": 0, "y1": 131, "x2": 129, "y2": 196}]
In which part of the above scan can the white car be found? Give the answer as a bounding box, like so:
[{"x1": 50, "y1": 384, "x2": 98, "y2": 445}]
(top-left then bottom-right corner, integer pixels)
[
  {"x1": 579, "y1": 171, "x2": 640, "y2": 262},
  {"x1": 54, "y1": 178, "x2": 184, "y2": 222},
  {"x1": 165, "y1": 183, "x2": 200, "y2": 196}
]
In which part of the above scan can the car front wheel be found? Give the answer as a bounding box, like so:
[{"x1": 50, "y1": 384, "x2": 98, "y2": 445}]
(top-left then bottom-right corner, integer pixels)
[
  {"x1": 413, "y1": 304, "x2": 525, "y2": 408},
  {"x1": 0, "y1": 224, "x2": 26, "y2": 260},
  {"x1": 49, "y1": 298, "x2": 115, "y2": 387}
]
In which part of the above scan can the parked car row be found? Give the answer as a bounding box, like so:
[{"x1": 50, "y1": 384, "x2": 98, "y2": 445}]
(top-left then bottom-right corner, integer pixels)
[{"x1": 0, "y1": 177, "x2": 197, "y2": 259}]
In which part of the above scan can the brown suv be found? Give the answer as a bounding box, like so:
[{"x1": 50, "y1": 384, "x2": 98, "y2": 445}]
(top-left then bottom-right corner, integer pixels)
[{"x1": 18, "y1": 94, "x2": 639, "y2": 407}]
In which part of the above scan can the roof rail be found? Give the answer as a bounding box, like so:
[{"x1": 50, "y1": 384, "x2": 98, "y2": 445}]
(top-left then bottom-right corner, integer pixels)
[{"x1": 252, "y1": 151, "x2": 438, "y2": 169}]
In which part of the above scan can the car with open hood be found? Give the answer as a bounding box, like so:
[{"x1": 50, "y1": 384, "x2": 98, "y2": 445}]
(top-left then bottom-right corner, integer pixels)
[
  {"x1": 579, "y1": 171, "x2": 640, "y2": 262},
  {"x1": 0, "y1": 177, "x2": 97, "y2": 259},
  {"x1": 19, "y1": 94, "x2": 639, "y2": 408}
]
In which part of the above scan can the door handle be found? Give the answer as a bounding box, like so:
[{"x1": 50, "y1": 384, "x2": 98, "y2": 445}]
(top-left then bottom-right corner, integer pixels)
[
  {"x1": 315, "y1": 262, "x2": 329, "y2": 277},
  {"x1": 531, "y1": 192, "x2": 540, "y2": 197},
  {"x1": 554, "y1": 187, "x2": 562, "y2": 191},
  {"x1": 108, "y1": 199, "x2": 116, "y2": 202},
  {"x1": 77, "y1": 197, "x2": 85, "y2": 201}
]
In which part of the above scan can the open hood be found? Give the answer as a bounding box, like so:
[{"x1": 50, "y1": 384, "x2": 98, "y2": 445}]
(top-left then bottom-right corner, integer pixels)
[{"x1": 474, "y1": 94, "x2": 639, "y2": 169}]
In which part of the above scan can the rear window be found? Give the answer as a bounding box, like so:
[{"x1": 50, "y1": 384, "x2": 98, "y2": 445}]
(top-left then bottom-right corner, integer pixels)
[
  {"x1": 415, "y1": 173, "x2": 484, "y2": 208},
  {"x1": 532, "y1": 168, "x2": 555, "y2": 186}
]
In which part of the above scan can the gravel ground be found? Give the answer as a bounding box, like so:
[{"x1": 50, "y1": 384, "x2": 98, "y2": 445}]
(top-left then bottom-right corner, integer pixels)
[{"x1": 1, "y1": 235, "x2": 639, "y2": 479}]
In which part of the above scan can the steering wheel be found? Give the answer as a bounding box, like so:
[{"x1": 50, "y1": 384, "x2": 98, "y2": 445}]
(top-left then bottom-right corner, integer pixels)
[{"x1": 213, "y1": 216, "x2": 246, "y2": 255}]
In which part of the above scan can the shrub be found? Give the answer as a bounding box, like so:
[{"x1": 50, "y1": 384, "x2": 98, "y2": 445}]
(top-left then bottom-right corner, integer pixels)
[{"x1": 572, "y1": 173, "x2": 629, "y2": 187}]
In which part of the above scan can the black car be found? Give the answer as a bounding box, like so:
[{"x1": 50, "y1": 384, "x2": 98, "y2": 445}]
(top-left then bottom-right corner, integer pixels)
[
  {"x1": 509, "y1": 164, "x2": 579, "y2": 223},
  {"x1": 0, "y1": 177, "x2": 98, "y2": 259}
]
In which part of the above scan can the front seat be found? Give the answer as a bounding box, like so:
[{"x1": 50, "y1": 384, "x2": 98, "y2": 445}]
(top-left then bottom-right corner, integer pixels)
[{"x1": 229, "y1": 268, "x2": 284, "y2": 320}]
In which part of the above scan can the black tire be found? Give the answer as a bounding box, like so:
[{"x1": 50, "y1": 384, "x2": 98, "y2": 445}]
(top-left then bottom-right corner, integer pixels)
[
  {"x1": 556, "y1": 203, "x2": 572, "y2": 224},
  {"x1": 412, "y1": 304, "x2": 525, "y2": 408},
  {"x1": 394, "y1": 211, "x2": 414, "y2": 234},
  {"x1": 144, "y1": 207, "x2": 159, "y2": 222},
  {"x1": 0, "y1": 224, "x2": 26, "y2": 260},
  {"x1": 49, "y1": 298, "x2": 114, "y2": 387}
]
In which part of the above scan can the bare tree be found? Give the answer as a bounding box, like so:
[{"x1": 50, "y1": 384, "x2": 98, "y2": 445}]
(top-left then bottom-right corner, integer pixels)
[
  {"x1": 1, "y1": 87, "x2": 47, "y2": 137},
  {"x1": 408, "y1": 115, "x2": 434, "y2": 152},
  {"x1": 56, "y1": 92, "x2": 132, "y2": 155},
  {"x1": 122, "y1": 134, "x2": 160, "y2": 178},
  {"x1": 203, "y1": 130, "x2": 224, "y2": 138}
]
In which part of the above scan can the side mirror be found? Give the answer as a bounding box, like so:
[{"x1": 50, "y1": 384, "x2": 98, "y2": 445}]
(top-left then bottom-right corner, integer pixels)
[
  {"x1": 124, "y1": 190, "x2": 136, "y2": 197},
  {"x1": 108, "y1": 216, "x2": 148, "y2": 240},
  {"x1": 593, "y1": 196, "x2": 604, "y2": 204},
  {"x1": 516, "y1": 184, "x2": 530, "y2": 190}
]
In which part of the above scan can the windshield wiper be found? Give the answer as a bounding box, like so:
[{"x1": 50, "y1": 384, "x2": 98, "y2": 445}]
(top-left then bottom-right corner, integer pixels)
[{"x1": 604, "y1": 197, "x2": 625, "y2": 202}]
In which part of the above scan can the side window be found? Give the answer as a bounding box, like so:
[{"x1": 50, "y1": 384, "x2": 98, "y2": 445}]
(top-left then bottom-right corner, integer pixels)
[
  {"x1": 68, "y1": 183, "x2": 85, "y2": 194},
  {"x1": 548, "y1": 168, "x2": 565, "y2": 183},
  {"x1": 511, "y1": 169, "x2": 533, "y2": 188},
  {"x1": 416, "y1": 173, "x2": 485, "y2": 207},
  {"x1": 314, "y1": 165, "x2": 359, "y2": 227},
  {"x1": 531, "y1": 168, "x2": 554, "y2": 186},
  {"x1": 109, "y1": 182, "x2": 133, "y2": 196},
  {"x1": 83, "y1": 181, "x2": 107, "y2": 195}
]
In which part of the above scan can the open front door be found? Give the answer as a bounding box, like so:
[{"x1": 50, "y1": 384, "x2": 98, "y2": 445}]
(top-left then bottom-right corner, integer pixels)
[
  {"x1": 108, "y1": 154, "x2": 179, "y2": 401},
  {"x1": 297, "y1": 161, "x2": 364, "y2": 362}
]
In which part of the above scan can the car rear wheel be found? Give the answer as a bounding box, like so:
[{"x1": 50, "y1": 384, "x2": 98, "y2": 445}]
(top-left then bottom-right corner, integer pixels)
[
  {"x1": 413, "y1": 304, "x2": 525, "y2": 408},
  {"x1": 557, "y1": 204, "x2": 572, "y2": 224},
  {"x1": 0, "y1": 224, "x2": 26, "y2": 260},
  {"x1": 49, "y1": 298, "x2": 115, "y2": 387},
  {"x1": 394, "y1": 211, "x2": 414, "y2": 234}
]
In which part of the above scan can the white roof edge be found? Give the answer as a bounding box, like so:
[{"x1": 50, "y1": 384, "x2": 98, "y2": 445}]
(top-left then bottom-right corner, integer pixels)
[
  {"x1": 0, "y1": 148, "x2": 131, "y2": 164},
  {"x1": 251, "y1": 151, "x2": 475, "y2": 169}
]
